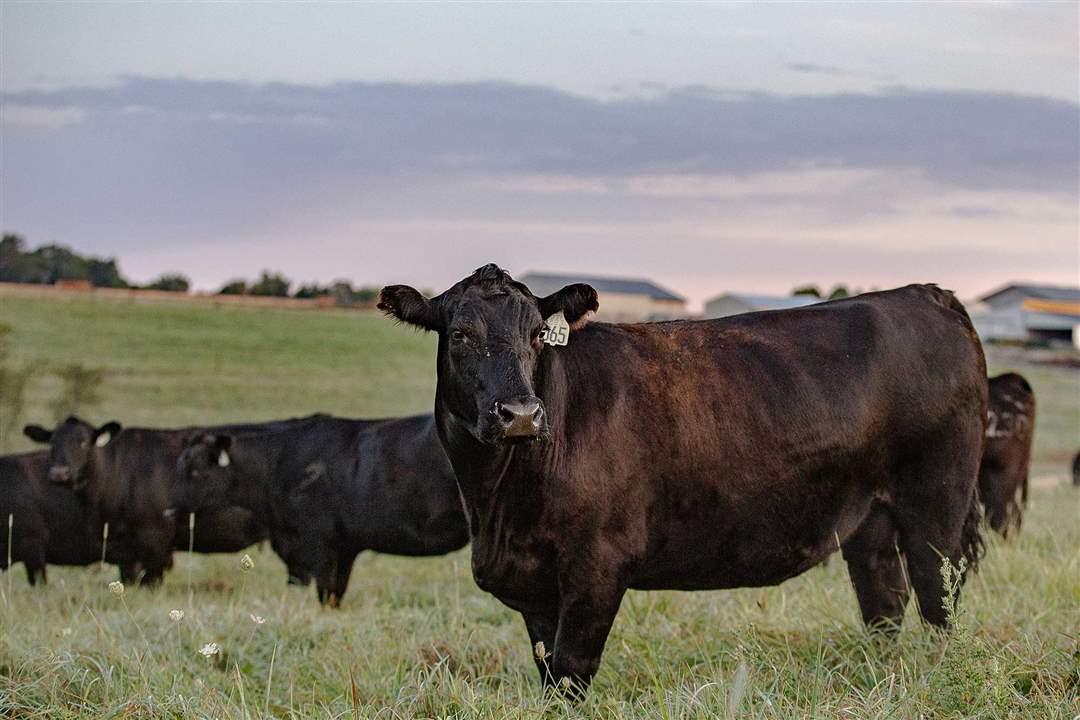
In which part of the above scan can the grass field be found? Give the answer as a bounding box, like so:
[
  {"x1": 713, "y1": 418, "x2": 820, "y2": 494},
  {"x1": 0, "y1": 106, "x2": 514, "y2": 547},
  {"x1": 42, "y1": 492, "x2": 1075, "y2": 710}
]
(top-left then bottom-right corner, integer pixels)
[{"x1": 1, "y1": 293, "x2": 1078, "y2": 718}]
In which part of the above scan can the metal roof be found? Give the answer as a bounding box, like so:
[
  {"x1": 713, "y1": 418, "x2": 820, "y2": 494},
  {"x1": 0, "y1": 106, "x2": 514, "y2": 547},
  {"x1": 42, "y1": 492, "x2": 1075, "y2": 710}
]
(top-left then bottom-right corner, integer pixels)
[
  {"x1": 518, "y1": 272, "x2": 685, "y2": 302},
  {"x1": 978, "y1": 283, "x2": 1080, "y2": 304}
]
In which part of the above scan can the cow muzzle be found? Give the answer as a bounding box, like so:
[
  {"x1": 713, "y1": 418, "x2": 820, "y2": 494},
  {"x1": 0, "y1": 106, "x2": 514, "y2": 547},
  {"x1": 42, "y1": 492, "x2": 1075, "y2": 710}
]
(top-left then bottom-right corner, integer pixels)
[
  {"x1": 48, "y1": 465, "x2": 72, "y2": 484},
  {"x1": 493, "y1": 397, "x2": 545, "y2": 439}
]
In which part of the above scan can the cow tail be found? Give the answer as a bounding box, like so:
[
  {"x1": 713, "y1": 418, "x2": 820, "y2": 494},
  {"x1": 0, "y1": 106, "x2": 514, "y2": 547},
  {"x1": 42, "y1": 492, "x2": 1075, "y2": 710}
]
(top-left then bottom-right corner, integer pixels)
[{"x1": 961, "y1": 487, "x2": 985, "y2": 575}]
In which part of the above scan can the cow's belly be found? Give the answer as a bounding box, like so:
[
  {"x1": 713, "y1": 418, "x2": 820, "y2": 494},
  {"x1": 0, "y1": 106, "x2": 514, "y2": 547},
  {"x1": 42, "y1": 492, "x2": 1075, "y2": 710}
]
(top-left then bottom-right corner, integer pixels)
[{"x1": 630, "y1": 490, "x2": 875, "y2": 591}]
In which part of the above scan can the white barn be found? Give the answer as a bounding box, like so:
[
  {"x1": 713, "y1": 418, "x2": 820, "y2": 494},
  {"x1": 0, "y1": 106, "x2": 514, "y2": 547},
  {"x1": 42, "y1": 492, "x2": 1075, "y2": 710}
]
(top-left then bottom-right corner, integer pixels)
[{"x1": 969, "y1": 283, "x2": 1080, "y2": 347}]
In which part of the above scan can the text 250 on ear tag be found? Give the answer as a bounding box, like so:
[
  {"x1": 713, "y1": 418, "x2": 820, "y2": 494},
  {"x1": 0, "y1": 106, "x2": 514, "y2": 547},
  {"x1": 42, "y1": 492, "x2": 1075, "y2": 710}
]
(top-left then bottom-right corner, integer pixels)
[{"x1": 542, "y1": 311, "x2": 570, "y2": 346}]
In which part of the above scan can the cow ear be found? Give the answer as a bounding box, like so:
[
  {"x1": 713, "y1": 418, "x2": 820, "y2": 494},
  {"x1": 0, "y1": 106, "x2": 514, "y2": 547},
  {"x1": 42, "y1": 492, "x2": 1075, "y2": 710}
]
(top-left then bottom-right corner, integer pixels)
[
  {"x1": 23, "y1": 425, "x2": 53, "y2": 444},
  {"x1": 94, "y1": 421, "x2": 122, "y2": 448},
  {"x1": 539, "y1": 284, "x2": 599, "y2": 330},
  {"x1": 377, "y1": 285, "x2": 442, "y2": 331},
  {"x1": 214, "y1": 435, "x2": 232, "y2": 467}
]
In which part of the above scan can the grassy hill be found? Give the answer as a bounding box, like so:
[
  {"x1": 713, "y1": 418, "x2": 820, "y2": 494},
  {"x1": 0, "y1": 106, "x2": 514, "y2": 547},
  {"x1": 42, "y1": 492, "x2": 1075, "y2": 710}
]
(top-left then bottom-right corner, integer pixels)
[
  {"x1": 0, "y1": 292, "x2": 1077, "y2": 718},
  {"x1": 0, "y1": 294, "x2": 437, "y2": 451}
]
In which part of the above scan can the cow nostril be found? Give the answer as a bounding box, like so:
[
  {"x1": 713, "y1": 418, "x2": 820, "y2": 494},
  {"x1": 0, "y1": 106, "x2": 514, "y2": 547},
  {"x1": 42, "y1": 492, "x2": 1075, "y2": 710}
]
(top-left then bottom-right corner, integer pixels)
[
  {"x1": 495, "y1": 402, "x2": 517, "y2": 425},
  {"x1": 531, "y1": 405, "x2": 544, "y2": 424}
]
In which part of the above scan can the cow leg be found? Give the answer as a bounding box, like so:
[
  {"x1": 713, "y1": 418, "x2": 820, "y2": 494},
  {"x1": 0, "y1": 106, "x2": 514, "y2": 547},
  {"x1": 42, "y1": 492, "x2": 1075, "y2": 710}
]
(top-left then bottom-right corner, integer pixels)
[
  {"x1": 983, "y1": 489, "x2": 1009, "y2": 537},
  {"x1": 120, "y1": 560, "x2": 142, "y2": 584},
  {"x1": 521, "y1": 611, "x2": 558, "y2": 687},
  {"x1": 140, "y1": 561, "x2": 166, "y2": 588},
  {"x1": 550, "y1": 583, "x2": 625, "y2": 697},
  {"x1": 841, "y1": 507, "x2": 909, "y2": 634},
  {"x1": 894, "y1": 438, "x2": 982, "y2": 629},
  {"x1": 329, "y1": 548, "x2": 359, "y2": 606},
  {"x1": 315, "y1": 551, "x2": 339, "y2": 607}
]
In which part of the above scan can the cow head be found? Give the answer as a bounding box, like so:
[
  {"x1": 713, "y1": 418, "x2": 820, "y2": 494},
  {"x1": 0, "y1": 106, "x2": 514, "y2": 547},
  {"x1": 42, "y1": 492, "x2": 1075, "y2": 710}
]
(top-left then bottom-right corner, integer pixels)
[
  {"x1": 379, "y1": 264, "x2": 597, "y2": 444},
  {"x1": 175, "y1": 433, "x2": 234, "y2": 513},
  {"x1": 23, "y1": 417, "x2": 121, "y2": 488}
]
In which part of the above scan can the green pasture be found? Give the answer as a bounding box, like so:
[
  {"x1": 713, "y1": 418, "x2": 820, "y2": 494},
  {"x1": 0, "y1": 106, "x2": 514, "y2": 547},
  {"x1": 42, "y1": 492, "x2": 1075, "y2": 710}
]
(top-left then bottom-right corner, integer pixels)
[{"x1": 0, "y1": 292, "x2": 1077, "y2": 718}]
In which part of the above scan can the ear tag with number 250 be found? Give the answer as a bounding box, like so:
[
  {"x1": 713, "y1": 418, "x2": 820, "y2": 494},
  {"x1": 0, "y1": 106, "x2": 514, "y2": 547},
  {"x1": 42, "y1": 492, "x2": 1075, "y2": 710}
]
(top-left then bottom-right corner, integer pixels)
[{"x1": 540, "y1": 311, "x2": 570, "y2": 347}]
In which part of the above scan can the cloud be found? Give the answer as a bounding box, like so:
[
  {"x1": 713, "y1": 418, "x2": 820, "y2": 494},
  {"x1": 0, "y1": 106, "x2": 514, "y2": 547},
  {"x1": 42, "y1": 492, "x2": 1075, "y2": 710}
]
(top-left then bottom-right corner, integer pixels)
[
  {"x1": 1, "y1": 77, "x2": 1076, "y2": 304},
  {"x1": 3, "y1": 77, "x2": 1076, "y2": 193}
]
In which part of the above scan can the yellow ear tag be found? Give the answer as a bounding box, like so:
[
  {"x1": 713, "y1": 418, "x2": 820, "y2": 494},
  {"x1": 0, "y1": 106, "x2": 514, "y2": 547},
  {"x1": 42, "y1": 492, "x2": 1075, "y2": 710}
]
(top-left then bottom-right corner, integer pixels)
[{"x1": 540, "y1": 311, "x2": 570, "y2": 347}]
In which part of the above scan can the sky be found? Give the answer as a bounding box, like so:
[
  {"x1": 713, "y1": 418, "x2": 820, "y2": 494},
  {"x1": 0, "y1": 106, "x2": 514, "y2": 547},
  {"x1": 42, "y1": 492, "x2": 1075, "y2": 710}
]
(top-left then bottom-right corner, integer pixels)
[{"x1": 1, "y1": 1, "x2": 1078, "y2": 308}]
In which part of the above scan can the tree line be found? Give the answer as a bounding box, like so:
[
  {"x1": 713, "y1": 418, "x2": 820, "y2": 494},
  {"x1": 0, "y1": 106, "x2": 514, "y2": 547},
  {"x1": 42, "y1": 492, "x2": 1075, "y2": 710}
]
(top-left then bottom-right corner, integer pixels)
[{"x1": 0, "y1": 234, "x2": 378, "y2": 303}]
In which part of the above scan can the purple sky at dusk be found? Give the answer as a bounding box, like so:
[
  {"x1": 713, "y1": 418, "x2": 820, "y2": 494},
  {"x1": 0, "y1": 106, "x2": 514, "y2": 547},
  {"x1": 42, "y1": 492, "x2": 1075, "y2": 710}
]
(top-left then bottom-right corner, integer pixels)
[{"x1": 2, "y1": 2, "x2": 1077, "y2": 308}]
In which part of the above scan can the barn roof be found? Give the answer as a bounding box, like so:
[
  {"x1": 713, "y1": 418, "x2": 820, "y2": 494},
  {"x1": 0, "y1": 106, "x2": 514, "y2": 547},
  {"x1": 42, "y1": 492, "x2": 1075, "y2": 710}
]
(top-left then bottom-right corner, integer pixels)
[
  {"x1": 518, "y1": 272, "x2": 685, "y2": 302},
  {"x1": 978, "y1": 283, "x2": 1080, "y2": 304}
]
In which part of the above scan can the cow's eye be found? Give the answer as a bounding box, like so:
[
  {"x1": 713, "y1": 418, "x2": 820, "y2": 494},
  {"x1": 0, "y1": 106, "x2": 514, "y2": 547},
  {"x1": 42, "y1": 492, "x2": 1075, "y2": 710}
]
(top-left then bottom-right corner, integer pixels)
[{"x1": 450, "y1": 329, "x2": 467, "y2": 343}]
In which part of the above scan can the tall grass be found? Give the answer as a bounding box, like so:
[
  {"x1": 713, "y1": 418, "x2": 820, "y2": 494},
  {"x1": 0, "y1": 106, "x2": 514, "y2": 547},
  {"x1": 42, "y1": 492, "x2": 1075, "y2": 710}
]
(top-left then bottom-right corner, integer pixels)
[{"x1": 1, "y1": 484, "x2": 1076, "y2": 717}]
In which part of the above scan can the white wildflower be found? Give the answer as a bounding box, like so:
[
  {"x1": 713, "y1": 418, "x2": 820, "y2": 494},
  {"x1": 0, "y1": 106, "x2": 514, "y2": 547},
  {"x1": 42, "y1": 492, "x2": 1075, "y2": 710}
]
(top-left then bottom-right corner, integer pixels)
[
  {"x1": 249, "y1": 614, "x2": 266, "y2": 626},
  {"x1": 169, "y1": 609, "x2": 185, "y2": 623},
  {"x1": 239, "y1": 554, "x2": 255, "y2": 571},
  {"x1": 534, "y1": 641, "x2": 549, "y2": 660},
  {"x1": 199, "y1": 642, "x2": 220, "y2": 658},
  {"x1": 108, "y1": 580, "x2": 124, "y2": 596}
]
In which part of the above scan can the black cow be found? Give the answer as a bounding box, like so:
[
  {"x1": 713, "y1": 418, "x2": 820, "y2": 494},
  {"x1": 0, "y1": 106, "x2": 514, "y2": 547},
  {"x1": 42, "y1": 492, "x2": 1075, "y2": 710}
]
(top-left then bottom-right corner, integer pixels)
[
  {"x1": 979, "y1": 373, "x2": 1035, "y2": 536},
  {"x1": 0, "y1": 451, "x2": 106, "y2": 584},
  {"x1": 378, "y1": 264, "x2": 987, "y2": 695},
  {"x1": 1072, "y1": 451, "x2": 1080, "y2": 487},
  {"x1": 177, "y1": 414, "x2": 468, "y2": 606},
  {"x1": 22, "y1": 417, "x2": 292, "y2": 585}
]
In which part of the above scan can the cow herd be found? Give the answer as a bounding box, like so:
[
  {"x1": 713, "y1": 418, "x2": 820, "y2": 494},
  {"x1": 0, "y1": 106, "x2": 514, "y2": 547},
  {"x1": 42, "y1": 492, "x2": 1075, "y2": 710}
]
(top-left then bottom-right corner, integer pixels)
[{"x1": 0, "y1": 264, "x2": 1060, "y2": 696}]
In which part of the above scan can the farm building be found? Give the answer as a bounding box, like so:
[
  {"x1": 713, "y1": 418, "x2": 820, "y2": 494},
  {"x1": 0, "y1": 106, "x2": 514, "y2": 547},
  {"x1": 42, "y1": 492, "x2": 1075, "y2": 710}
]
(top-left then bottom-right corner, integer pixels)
[
  {"x1": 517, "y1": 272, "x2": 686, "y2": 322},
  {"x1": 969, "y1": 283, "x2": 1080, "y2": 347},
  {"x1": 703, "y1": 293, "x2": 821, "y2": 319}
]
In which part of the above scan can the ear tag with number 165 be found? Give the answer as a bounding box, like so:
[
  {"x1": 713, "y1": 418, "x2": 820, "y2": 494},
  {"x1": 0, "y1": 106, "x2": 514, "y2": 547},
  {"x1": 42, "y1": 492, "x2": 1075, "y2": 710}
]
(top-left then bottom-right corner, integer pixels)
[{"x1": 540, "y1": 311, "x2": 570, "y2": 347}]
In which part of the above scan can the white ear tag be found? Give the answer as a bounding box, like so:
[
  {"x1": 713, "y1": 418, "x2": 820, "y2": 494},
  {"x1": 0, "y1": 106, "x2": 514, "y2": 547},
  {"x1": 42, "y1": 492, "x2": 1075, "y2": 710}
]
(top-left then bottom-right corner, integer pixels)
[
  {"x1": 94, "y1": 432, "x2": 111, "y2": 448},
  {"x1": 218, "y1": 450, "x2": 231, "y2": 467},
  {"x1": 540, "y1": 311, "x2": 571, "y2": 347}
]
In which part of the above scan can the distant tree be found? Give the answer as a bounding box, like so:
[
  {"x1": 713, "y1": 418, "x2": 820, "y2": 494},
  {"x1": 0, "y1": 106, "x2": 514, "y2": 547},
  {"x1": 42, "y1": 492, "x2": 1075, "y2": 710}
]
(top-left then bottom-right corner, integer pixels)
[
  {"x1": 85, "y1": 257, "x2": 127, "y2": 288},
  {"x1": 248, "y1": 271, "x2": 291, "y2": 297},
  {"x1": 0, "y1": 235, "x2": 129, "y2": 287},
  {"x1": 791, "y1": 285, "x2": 822, "y2": 298},
  {"x1": 293, "y1": 283, "x2": 330, "y2": 299},
  {"x1": 144, "y1": 273, "x2": 191, "y2": 293},
  {"x1": 828, "y1": 285, "x2": 850, "y2": 300},
  {"x1": 218, "y1": 280, "x2": 247, "y2": 295},
  {"x1": 0, "y1": 234, "x2": 25, "y2": 277}
]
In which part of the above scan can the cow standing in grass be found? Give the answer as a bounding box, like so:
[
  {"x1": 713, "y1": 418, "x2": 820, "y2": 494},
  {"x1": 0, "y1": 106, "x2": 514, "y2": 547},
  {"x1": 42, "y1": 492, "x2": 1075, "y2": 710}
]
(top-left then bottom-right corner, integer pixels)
[
  {"x1": 23, "y1": 418, "x2": 290, "y2": 585},
  {"x1": 979, "y1": 372, "x2": 1035, "y2": 536},
  {"x1": 0, "y1": 451, "x2": 110, "y2": 585},
  {"x1": 177, "y1": 413, "x2": 468, "y2": 606},
  {"x1": 378, "y1": 264, "x2": 987, "y2": 697}
]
